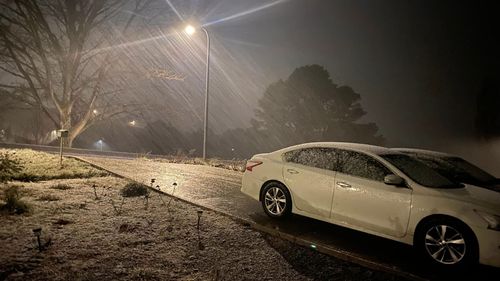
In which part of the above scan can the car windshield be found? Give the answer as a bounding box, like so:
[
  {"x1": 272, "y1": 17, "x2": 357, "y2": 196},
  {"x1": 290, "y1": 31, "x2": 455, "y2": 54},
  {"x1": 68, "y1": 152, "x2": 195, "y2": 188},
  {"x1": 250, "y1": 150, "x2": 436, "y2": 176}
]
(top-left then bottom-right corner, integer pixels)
[
  {"x1": 380, "y1": 154, "x2": 460, "y2": 188},
  {"x1": 438, "y1": 157, "x2": 497, "y2": 186}
]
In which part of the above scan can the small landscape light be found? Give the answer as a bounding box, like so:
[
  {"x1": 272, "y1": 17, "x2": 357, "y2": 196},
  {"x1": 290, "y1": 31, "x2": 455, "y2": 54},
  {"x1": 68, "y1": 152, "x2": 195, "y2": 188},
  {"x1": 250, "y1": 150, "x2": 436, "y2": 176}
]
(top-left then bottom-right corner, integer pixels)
[
  {"x1": 197, "y1": 210, "x2": 203, "y2": 230},
  {"x1": 33, "y1": 228, "x2": 42, "y2": 252}
]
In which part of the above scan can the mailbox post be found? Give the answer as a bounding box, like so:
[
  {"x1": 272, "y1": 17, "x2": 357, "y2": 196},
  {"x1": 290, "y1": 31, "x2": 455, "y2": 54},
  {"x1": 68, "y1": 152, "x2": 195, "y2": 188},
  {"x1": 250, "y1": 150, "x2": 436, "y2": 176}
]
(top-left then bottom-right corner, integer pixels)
[{"x1": 57, "y1": 129, "x2": 69, "y2": 166}]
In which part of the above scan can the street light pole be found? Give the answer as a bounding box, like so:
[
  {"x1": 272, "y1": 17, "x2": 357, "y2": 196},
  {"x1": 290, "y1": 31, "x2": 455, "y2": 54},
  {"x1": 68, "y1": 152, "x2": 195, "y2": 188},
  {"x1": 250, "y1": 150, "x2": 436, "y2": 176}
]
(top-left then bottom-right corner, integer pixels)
[
  {"x1": 185, "y1": 25, "x2": 211, "y2": 160},
  {"x1": 201, "y1": 27, "x2": 210, "y2": 160}
]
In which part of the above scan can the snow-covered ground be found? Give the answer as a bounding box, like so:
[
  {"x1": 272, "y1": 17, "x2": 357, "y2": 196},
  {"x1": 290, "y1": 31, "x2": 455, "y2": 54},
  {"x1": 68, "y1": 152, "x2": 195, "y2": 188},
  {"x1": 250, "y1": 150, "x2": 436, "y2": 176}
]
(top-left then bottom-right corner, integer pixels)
[{"x1": 0, "y1": 176, "x2": 403, "y2": 281}]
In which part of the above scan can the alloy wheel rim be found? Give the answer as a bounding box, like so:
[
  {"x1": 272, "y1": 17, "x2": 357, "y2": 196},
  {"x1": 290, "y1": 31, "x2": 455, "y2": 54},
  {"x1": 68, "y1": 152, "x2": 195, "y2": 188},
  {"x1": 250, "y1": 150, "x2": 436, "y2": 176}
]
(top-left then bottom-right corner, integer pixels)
[
  {"x1": 424, "y1": 224, "x2": 466, "y2": 265},
  {"x1": 264, "y1": 187, "x2": 286, "y2": 215}
]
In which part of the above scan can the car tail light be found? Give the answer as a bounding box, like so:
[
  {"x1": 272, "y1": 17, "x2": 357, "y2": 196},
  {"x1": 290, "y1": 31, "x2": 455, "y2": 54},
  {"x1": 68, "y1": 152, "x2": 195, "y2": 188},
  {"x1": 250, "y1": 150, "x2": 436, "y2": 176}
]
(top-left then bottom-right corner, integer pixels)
[{"x1": 246, "y1": 160, "x2": 262, "y2": 172}]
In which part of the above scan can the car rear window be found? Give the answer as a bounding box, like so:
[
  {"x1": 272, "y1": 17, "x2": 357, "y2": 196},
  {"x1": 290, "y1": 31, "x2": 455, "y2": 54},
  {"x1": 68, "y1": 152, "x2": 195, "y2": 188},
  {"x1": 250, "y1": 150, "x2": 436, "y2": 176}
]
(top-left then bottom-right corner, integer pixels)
[{"x1": 283, "y1": 147, "x2": 339, "y2": 171}]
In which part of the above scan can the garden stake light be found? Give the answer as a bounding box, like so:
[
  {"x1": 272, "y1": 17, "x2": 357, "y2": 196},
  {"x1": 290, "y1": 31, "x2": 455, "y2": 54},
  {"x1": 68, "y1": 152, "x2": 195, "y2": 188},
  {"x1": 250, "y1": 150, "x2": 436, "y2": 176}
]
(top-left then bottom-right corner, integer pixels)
[
  {"x1": 197, "y1": 210, "x2": 204, "y2": 250},
  {"x1": 156, "y1": 184, "x2": 166, "y2": 205},
  {"x1": 197, "y1": 210, "x2": 203, "y2": 230},
  {"x1": 92, "y1": 184, "x2": 99, "y2": 200},
  {"x1": 166, "y1": 182, "x2": 178, "y2": 210},
  {"x1": 33, "y1": 228, "x2": 42, "y2": 252},
  {"x1": 144, "y1": 190, "x2": 150, "y2": 209}
]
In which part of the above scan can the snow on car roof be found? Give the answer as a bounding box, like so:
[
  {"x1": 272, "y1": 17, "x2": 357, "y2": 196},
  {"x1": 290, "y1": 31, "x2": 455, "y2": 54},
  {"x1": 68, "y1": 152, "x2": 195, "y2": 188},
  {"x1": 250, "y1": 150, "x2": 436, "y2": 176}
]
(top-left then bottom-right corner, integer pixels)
[
  {"x1": 273, "y1": 142, "x2": 395, "y2": 156},
  {"x1": 392, "y1": 148, "x2": 455, "y2": 158}
]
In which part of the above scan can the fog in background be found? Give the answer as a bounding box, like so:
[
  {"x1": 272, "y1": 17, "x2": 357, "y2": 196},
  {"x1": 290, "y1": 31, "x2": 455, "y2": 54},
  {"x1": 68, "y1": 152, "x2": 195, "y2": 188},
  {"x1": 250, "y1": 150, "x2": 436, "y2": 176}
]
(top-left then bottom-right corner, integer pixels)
[{"x1": 0, "y1": 0, "x2": 498, "y2": 175}]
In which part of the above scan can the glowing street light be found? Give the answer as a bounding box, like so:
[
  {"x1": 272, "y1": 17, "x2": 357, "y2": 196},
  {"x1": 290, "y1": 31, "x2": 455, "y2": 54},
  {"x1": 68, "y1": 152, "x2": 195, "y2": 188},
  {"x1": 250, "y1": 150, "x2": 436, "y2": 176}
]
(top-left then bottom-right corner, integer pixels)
[
  {"x1": 184, "y1": 25, "x2": 196, "y2": 36},
  {"x1": 129, "y1": 120, "x2": 136, "y2": 126},
  {"x1": 97, "y1": 139, "x2": 103, "y2": 151},
  {"x1": 185, "y1": 24, "x2": 210, "y2": 160},
  {"x1": 93, "y1": 109, "x2": 98, "y2": 114}
]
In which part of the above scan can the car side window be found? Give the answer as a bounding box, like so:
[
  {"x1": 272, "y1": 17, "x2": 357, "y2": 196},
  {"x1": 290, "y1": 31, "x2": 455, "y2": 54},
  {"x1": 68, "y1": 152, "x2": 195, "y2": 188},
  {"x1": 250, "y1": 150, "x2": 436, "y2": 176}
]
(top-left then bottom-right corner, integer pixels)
[
  {"x1": 338, "y1": 150, "x2": 390, "y2": 181},
  {"x1": 283, "y1": 149, "x2": 300, "y2": 163},
  {"x1": 283, "y1": 148, "x2": 340, "y2": 171}
]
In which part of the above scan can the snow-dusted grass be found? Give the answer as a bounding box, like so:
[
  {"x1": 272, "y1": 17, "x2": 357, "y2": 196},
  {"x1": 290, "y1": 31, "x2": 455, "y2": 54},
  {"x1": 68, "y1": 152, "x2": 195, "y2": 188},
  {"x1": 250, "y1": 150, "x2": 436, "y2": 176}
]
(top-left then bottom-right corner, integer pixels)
[
  {"x1": 0, "y1": 149, "x2": 108, "y2": 182},
  {"x1": 0, "y1": 177, "x2": 309, "y2": 280}
]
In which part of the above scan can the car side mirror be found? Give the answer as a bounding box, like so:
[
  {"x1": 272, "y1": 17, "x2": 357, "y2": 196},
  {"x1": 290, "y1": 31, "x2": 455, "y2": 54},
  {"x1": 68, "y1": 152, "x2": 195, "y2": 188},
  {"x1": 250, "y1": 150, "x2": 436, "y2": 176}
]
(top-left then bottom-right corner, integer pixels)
[{"x1": 384, "y1": 174, "x2": 405, "y2": 187}]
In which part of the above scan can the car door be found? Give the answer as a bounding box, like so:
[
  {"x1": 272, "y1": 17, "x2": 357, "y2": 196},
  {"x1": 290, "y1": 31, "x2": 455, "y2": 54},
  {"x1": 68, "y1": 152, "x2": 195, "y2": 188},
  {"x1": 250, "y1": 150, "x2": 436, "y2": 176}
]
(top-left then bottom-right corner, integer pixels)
[
  {"x1": 282, "y1": 148, "x2": 337, "y2": 218},
  {"x1": 330, "y1": 150, "x2": 412, "y2": 238}
]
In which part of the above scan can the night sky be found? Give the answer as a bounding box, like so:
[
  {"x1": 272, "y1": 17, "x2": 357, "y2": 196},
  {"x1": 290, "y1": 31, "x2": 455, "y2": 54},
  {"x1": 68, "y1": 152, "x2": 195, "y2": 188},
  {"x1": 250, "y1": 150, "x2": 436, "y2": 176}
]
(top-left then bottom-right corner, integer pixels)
[{"x1": 197, "y1": 0, "x2": 496, "y2": 148}]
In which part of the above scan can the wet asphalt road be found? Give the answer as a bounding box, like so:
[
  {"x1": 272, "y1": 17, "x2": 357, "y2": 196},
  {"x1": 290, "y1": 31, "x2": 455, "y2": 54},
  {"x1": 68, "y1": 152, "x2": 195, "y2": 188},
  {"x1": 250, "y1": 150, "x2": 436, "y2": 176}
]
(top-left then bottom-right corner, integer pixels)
[{"x1": 79, "y1": 155, "x2": 499, "y2": 281}]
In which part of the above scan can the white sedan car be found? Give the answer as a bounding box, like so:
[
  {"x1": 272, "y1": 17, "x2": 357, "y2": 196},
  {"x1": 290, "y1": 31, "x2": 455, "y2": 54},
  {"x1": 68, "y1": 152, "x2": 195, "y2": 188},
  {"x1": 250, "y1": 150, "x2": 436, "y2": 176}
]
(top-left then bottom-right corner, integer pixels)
[{"x1": 241, "y1": 142, "x2": 500, "y2": 268}]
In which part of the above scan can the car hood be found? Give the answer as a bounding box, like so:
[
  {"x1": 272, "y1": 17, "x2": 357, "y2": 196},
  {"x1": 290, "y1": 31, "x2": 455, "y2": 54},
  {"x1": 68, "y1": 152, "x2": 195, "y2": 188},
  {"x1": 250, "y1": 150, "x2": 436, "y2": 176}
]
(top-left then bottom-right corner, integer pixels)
[{"x1": 437, "y1": 184, "x2": 500, "y2": 212}]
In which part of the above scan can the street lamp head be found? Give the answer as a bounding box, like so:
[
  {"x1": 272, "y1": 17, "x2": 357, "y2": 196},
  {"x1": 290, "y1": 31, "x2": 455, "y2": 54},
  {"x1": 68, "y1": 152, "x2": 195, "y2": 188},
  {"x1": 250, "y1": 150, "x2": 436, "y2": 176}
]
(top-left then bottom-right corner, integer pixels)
[
  {"x1": 184, "y1": 25, "x2": 196, "y2": 35},
  {"x1": 93, "y1": 109, "x2": 98, "y2": 114}
]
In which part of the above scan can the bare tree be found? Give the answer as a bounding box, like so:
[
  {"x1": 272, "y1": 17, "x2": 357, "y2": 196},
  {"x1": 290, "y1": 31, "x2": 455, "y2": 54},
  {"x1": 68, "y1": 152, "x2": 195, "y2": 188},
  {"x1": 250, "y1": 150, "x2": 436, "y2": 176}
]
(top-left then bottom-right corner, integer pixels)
[{"x1": 0, "y1": 0, "x2": 179, "y2": 146}]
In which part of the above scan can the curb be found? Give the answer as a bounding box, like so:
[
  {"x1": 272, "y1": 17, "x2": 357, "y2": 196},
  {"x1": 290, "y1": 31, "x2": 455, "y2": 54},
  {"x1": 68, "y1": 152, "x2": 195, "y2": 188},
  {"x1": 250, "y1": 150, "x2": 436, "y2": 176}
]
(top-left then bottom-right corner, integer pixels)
[
  {"x1": 67, "y1": 156, "x2": 127, "y2": 180},
  {"x1": 72, "y1": 156, "x2": 427, "y2": 281}
]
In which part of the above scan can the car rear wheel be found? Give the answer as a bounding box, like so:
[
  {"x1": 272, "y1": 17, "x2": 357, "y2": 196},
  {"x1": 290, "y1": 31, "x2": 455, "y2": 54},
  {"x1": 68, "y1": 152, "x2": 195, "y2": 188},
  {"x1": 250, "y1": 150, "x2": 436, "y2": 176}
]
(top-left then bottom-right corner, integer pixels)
[
  {"x1": 261, "y1": 182, "x2": 292, "y2": 218},
  {"x1": 416, "y1": 218, "x2": 478, "y2": 268}
]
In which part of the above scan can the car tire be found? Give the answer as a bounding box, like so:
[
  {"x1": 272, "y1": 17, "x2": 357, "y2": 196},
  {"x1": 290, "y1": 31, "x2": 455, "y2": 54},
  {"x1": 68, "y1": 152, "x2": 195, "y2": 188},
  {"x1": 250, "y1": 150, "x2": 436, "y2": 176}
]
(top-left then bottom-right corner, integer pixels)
[
  {"x1": 261, "y1": 182, "x2": 292, "y2": 218},
  {"x1": 415, "y1": 218, "x2": 478, "y2": 268}
]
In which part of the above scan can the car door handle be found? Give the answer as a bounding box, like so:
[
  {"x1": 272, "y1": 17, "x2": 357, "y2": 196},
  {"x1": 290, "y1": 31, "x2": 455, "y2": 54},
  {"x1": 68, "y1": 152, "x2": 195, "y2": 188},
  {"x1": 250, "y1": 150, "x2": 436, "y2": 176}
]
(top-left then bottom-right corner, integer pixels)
[
  {"x1": 336, "y1": 181, "x2": 351, "y2": 188},
  {"x1": 287, "y1": 169, "x2": 299, "y2": 174}
]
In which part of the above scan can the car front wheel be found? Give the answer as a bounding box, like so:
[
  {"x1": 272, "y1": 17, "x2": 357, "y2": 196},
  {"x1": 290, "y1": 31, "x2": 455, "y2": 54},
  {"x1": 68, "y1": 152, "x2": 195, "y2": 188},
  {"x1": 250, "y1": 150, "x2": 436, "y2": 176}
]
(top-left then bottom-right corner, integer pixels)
[
  {"x1": 416, "y1": 219, "x2": 478, "y2": 268},
  {"x1": 261, "y1": 182, "x2": 292, "y2": 218}
]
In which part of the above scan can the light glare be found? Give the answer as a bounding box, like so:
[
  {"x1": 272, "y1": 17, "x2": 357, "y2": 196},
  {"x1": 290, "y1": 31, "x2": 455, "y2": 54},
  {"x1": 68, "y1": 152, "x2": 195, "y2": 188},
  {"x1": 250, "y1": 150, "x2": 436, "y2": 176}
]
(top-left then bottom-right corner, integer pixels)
[{"x1": 184, "y1": 25, "x2": 196, "y2": 35}]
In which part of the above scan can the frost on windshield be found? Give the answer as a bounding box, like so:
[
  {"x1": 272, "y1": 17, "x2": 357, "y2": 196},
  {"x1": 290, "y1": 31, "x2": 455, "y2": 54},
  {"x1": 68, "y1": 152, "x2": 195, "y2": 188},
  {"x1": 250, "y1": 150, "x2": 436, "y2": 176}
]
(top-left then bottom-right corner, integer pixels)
[
  {"x1": 381, "y1": 154, "x2": 456, "y2": 188},
  {"x1": 410, "y1": 155, "x2": 496, "y2": 186},
  {"x1": 443, "y1": 157, "x2": 496, "y2": 185}
]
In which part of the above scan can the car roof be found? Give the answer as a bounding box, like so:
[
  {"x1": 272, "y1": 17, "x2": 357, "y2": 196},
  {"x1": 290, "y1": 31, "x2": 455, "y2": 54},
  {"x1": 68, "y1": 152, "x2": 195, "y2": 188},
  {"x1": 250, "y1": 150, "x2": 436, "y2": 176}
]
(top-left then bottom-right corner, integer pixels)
[
  {"x1": 273, "y1": 142, "x2": 395, "y2": 156},
  {"x1": 392, "y1": 148, "x2": 455, "y2": 158}
]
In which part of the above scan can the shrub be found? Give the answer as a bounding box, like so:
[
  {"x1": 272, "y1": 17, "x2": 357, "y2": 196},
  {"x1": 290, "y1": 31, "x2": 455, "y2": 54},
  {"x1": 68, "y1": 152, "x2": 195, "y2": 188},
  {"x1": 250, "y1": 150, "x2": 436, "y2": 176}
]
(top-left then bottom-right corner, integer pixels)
[
  {"x1": 120, "y1": 182, "x2": 148, "y2": 197},
  {"x1": 0, "y1": 152, "x2": 23, "y2": 183},
  {"x1": 0, "y1": 186, "x2": 30, "y2": 214},
  {"x1": 12, "y1": 173, "x2": 39, "y2": 182}
]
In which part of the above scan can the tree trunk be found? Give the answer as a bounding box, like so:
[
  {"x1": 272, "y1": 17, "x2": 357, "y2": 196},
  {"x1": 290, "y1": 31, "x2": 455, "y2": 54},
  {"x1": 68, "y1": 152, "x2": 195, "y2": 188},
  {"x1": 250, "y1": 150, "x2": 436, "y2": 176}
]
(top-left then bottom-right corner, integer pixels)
[{"x1": 67, "y1": 135, "x2": 75, "y2": 148}]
